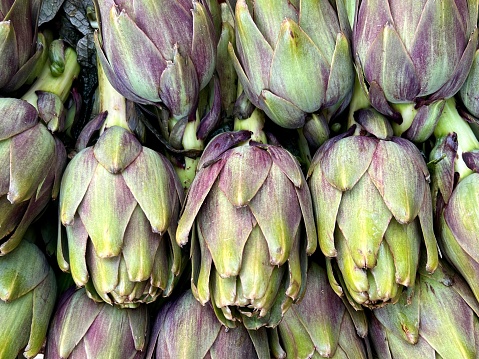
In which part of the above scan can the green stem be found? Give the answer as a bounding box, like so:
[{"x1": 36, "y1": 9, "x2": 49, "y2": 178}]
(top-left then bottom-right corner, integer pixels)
[
  {"x1": 390, "y1": 102, "x2": 416, "y2": 136},
  {"x1": 434, "y1": 97, "x2": 479, "y2": 180},
  {"x1": 234, "y1": 108, "x2": 267, "y2": 144},
  {"x1": 347, "y1": 73, "x2": 370, "y2": 128},
  {"x1": 22, "y1": 46, "x2": 80, "y2": 109},
  {"x1": 97, "y1": 57, "x2": 129, "y2": 131}
]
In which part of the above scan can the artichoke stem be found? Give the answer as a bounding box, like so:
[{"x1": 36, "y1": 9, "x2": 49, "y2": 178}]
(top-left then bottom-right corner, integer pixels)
[
  {"x1": 234, "y1": 108, "x2": 267, "y2": 144},
  {"x1": 21, "y1": 46, "x2": 80, "y2": 108},
  {"x1": 434, "y1": 97, "x2": 479, "y2": 180},
  {"x1": 97, "y1": 58, "x2": 129, "y2": 131},
  {"x1": 391, "y1": 102, "x2": 416, "y2": 136},
  {"x1": 297, "y1": 128, "x2": 312, "y2": 169},
  {"x1": 347, "y1": 73, "x2": 370, "y2": 128},
  {"x1": 174, "y1": 156, "x2": 200, "y2": 190}
]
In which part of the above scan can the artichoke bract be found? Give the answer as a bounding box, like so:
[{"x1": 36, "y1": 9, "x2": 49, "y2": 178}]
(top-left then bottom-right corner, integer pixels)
[
  {"x1": 229, "y1": 0, "x2": 354, "y2": 129},
  {"x1": 0, "y1": 42, "x2": 79, "y2": 256},
  {"x1": 429, "y1": 98, "x2": 479, "y2": 305},
  {"x1": 147, "y1": 290, "x2": 271, "y2": 358},
  {"x1": 369, "y1": 260, "x2": 479, "y2": 358},
  {"x1": 57, "y1": 61, "x2": 184, "y2": 308},
  {"x1": 94, "y1": 0, "x2": 216, "y2": 120},
  {"x1": 353, "y1": 0, "x2": 478, "y2": 141},
  {"x1": 270, "y1": 263, "x2": 370, "y2": 359},
  {"x1": 0, "y1": 240, "x2": 56, "y2": 359},
  {"x1": 46, "y1": 287, "x2": 149, "y2": 359},
  {"x1": 0, "y1": 0, "x2": 44, "y2": 93},
  {"x1": 176, "y1": 121, "x2": 317, "y2": 329},
  {"x1": 308, "y1": 109, "x2": 438, "y2": 309}
]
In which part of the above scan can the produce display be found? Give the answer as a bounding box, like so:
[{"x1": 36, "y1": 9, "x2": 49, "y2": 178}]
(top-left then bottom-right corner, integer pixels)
[{"x1": 2, "y1": 0, "x2": 479, "y2": 358}]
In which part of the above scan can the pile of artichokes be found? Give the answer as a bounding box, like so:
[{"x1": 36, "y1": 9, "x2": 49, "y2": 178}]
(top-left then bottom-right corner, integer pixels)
[{"x1": 3, "y1": 0, "x2": 479, "y2": 358}]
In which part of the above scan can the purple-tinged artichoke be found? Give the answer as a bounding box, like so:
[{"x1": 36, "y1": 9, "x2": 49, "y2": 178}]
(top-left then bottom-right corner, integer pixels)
[
  {"x1": 270, "y1": 263, "x2": 370, "y2": 359},
  {"x1": 0, "y1": 240, "x2": 56, "y2": 359},
  {"x1": 307, "y1": 109, "x2": 438, "y2": 309},
  {"x1": 353, "y1": 0, "x2": 478, "y2": 141},
  {"x1": 46, "y1": 287, "x2": 149, "y2": 359},
  {"x1": 229, "y1": 0, "x2": 354, "y2": 129},
  {"x1": 57, "y1": 61, "x2": 185, "y2": 308},
  {"x1": 429, "y1": 97, "x2": 479, "y2": 305},
  {"x1": 147, "y1": 290, "x2": 271, "y2": 358},
  {"x1": 176, "y1": 126, "x2": 317, "y2": 329},
  {"x1": 0, "y1": 0, "x2": 44, "y2": 93},
  {"x1": 0, "y1": 42, "x2": 79, "y2": 255},
  {"x1": 369, "y1": 259, "x2": 479, "y2": 358},
  {"x1": 93, "y1": 0, "x2": 217, "y2": 120}
]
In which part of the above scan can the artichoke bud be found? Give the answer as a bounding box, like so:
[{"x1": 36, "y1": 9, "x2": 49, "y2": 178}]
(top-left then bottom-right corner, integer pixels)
[
  {"x1": 94, "y1": 0, "x2": 217, "y2": 113},
  {"x1": 308, "y1": 114, "x2": 438, "y2": 308},
  {"x1": 46, "y1": 287, "x2": 149, "y2": 359},
  {"x1": 370, "y1": 259, "x2": 479, "y2": 358},
  {"x1": 354, "y1": 0, "x2": 478, "y2": 141},
  {"x1": 147, "y1": 290, "x2": 271, "y2": 359},
  {"x1": 302, "y1": 113, "x2": 330, "y2": 150},
  {"x1": 177, "y1": 130, "x2": 317, "y2": 328},
  {"x1": 229, "y1": 0, "x2": 354, "y2": 129},
  {"x1": 272, "y1": 263, "x2": 370, "y2": 359},
  {"x1": 0, "y1": 240, "x2": 56, "y2": 359},
  {"x1": 58, "y1": 124, "x2": 185, "y2": 308}
]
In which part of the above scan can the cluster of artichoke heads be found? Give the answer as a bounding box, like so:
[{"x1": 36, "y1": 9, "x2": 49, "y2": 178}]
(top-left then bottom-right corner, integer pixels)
[{"x1": 4, "y1": 0, "x2": 479, "y2": 358}]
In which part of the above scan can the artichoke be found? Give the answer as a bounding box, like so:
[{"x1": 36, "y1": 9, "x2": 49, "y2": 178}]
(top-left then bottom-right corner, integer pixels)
[
  {"x1": 0, "y1": 0, "x2": 44, "y2": 93},
  {"x1": 0, "y1": 42, "x2": 79, "y2": 255},
  {"x1": 270, "y1": 262, "x2": 370, "y2": 359},
  {"x1": 353, "y1": 0, "x2": 478, "y2": 141},
  {"x1": 229, "y1": 0, "x2": 354, "y2": 128},
  {"x1": 176, "y1": 121, "x2": 317, "y2": 329},
  {"x1": 147, "y1": 290, "x2": 271, "y2": 358},
  {"x1": 0, "y1": 240, "x2": 56, "y2": 359},
  {"x1": 369, "y1": 259, "x2": 479, "y2": 358},
  {"x1": 57, "y1": 61, "x2": 184, "y2": 308},
  {"x1": 429, "y1": 97, "x2": 479, "y2": 304},
  {"x1": 307, "y1": 109, "x2": 438, "y2": 308},
  {"x1": 46, "y1": 287, "x2": 149, "y2": 359},
  {"x1": 93, "y1": 0, "x2": 217, "y2": 120}
]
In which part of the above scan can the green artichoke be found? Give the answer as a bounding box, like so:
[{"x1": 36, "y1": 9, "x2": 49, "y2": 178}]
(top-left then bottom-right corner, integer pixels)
[
  {"x1": 94, "y1": 0, "x2": 217, "y2": 119},
  {"x1": 46, "y1": 287, "x2": 149, "y2": 359},
  {"x1": 229, "y1": 0, "x2": 354, "y2": 128},
  {"x1": 0, "y1": 240, "x2": 56, "y2": 359},
  {"x1": 176, "y1": 127, "x2": 317, "y2": 329},
  {"x1": 270, "y1": 262, "x2": 370, "y2": 359},
  {"x1": 57, "y1": 60, "x2": 185, "y2": 308},
  {"x1": 429, "y1": 97, "x2": 479, "y2": 305},
  {"x1": 0, "y1": 43, "x2": 79, "y2": 255},
  {"x1": 308, "y1": 109, "x2": 438, "y2": 309},
  {"x1": 147, "y1": 290, "x2": 271, "y2": 358},
  {"x1": 353, "y1": 0, "x2": 478, "y2": 141},
  {"x1": 369, "y1": 259, "x2": 479, "y2": 358},
  {"x1": 0, "y1": 0, "x2": 44, "y2": 93}
]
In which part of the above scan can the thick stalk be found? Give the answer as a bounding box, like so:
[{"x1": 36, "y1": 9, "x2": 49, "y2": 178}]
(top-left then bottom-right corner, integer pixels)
[
  {"x1": 434, "y1": 97, "x2": 479, "y2": 180},
  {"x1": 22, "y1": 45, "x2": 80, "y2": 108},
  {"x1": 347, "y1": 74, "x2": 370, "y2": 129},
  {"x1": 97, "y1": 57, "x2": 129, "y2": 132},
  {"x1": 234, "y1": 108, "x2": 267, "y2": 144}
]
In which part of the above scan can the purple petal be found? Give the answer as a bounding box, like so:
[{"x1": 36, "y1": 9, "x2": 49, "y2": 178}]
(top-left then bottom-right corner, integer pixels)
[
  {"x1": 218, "y1": 145, "x2": 272, "y2": 207},
  {"x1": 198, "y1": 181, "x2": 254, "y2": 277},
  {"x1": 198, "y1": 131, "x2": 251, "y2": 169},
  {"x1": 191, "y1": 1, "x2": 216, "y2": 89},
  {"x1": 176, "y1": 159, "x2": 226, "y2": 246},
  {"x1": 364, "y1": 25, "x2": 420, "y2": 102},
  {"x1": 0, "y1": 98, "x2": 38, "y2": 140}
]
